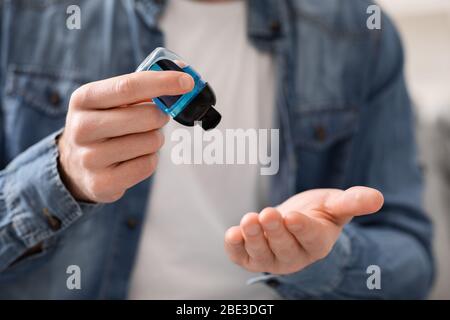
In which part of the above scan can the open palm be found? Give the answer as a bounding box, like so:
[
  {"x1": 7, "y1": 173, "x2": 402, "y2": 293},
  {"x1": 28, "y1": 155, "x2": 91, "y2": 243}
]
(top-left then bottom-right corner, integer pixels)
[{"x1": 224, "y1": 186, "x2": 384, "y2": 275}]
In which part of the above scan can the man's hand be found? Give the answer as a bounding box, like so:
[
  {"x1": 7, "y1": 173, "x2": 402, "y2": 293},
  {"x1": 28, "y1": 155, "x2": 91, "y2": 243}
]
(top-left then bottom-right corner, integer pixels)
[
  {"x1": 224, "y1": 187, "x2": 384, "y2": 274},
  {"x1": 58, "y1": 71, "x2": 194, "y2": 203}
]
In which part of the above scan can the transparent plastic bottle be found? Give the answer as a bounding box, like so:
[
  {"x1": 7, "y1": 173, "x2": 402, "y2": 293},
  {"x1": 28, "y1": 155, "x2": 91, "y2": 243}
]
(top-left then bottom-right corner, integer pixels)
[{"x1": 136, "y1": 47, "x2": 221, "y2": 130}]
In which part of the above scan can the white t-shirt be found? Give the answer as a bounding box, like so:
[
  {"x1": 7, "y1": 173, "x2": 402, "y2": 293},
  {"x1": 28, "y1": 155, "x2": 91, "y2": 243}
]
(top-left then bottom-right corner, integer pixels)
[{"x1": 128, "y1": 0, "x2": 278, "y2": 299}]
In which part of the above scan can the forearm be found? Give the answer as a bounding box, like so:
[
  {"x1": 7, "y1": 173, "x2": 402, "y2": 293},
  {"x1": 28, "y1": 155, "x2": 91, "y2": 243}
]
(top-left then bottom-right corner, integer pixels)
[
  {"x1": 0, "y1": 130, "x2": 99, "y2": 272},
  {"x1": 271, "y1": 218, "x2": 433, "y2": 299}
]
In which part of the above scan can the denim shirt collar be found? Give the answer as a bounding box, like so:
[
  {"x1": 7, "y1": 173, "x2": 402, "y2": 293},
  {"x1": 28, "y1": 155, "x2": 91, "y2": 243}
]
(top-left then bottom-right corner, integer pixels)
[{"x1": 134, "y1": 0, "x2": 283, "y2": 51}]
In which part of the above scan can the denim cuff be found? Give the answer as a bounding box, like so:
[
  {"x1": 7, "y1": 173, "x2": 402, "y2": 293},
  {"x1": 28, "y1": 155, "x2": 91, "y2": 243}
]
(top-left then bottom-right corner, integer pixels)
[
  {"x1": 0, "y1": 130, "x2": 99, "y2": 270},
  {"x1": 248, "y1": 231, "x2": 352, "y2": 299}
]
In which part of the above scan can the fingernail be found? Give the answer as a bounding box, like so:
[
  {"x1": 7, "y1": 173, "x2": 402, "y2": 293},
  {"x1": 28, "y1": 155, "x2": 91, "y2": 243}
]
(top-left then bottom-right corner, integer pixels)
[
  {"x1": 178, "y1": 74, "x2": 193, "y2": 91},
  {"x1": 244, "y1": 224, "x2": 260, "y2": 236},
  {"x1": 264, "y1": 220, "x2": 279, "y2": 230}
]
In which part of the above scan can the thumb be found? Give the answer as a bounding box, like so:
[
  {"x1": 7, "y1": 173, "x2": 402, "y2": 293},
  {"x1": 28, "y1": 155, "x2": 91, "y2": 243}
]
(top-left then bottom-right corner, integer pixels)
[{"x1": 324, "y1": 186, "x2": 384, "y2": 224}]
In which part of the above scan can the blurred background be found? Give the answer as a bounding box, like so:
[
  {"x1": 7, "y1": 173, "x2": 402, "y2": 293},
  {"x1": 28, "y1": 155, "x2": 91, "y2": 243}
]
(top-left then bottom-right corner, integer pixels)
[{"x1": 377, "y1": 0, "x2": 450, "y2": 299}]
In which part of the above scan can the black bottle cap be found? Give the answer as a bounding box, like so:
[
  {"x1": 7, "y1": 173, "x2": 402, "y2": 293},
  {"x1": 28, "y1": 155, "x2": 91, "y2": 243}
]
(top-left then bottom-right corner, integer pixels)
[
  {"x1": 174, "y1": 83, "x2": 220, "y2": 130},
  {"x1": 199, "y1": 107, "x2": 221, "y2": 131}
]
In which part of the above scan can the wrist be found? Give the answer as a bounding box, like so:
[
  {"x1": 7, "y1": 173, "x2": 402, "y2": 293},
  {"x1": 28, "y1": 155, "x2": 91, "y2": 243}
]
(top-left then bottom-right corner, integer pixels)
[{"x1": 56, "y1": 131, "x2": 91, "y2": 203}]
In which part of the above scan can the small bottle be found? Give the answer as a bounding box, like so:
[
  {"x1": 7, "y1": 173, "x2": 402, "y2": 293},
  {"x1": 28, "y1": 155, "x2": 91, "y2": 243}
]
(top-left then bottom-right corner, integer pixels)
[{"x1": 136, "y1": 47, "x2": 221, "y2": 130}]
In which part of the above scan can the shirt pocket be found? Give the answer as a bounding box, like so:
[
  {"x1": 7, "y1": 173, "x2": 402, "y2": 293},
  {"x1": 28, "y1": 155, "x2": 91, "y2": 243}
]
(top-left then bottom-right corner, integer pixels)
[
  {"x1": 290, "y1": 104, "x2": 360, "y2": 189},
  {"x1": 292, "y1": 104, "x2": 359, "y2": 151},
  {"x1": 2, "y1": 64, "x2": 90, "y2": 159}
]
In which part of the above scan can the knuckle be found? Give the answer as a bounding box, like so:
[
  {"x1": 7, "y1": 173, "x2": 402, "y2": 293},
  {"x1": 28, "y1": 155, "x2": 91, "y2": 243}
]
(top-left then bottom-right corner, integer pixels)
[
  {"x1": 85, "y1": 174, "x2": 103, "y2": 198},
  {"x1": 85, "y1": 173, "x2": 108, "y2": 199},
  {"x1": 70, "y1": 84, "x2": 90, "y2": 108},
  {"x1": 79, "y1": 147, "x2": 96, "y2": 168},
  {"x1": 70, "y1": 114, "x2": 92, "y2": 144},
  {"x1": 85, "y1": 172, "x2": 124, "y2": 203},
  {"x1": 115, "y1": 76, "x2": 135, "y2": 96}
]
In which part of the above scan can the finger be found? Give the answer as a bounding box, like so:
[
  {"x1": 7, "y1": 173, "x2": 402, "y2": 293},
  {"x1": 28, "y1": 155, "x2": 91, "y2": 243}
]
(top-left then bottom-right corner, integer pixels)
[
  {"x1": 240, "y1": 213, "x2": 274, "y2": 267},
  {"x1": 324, "y1": 186, "x2": 384, "y2": 224},
  {"x1": 81, "y1": 103, "x2": 169, "y2": 142},
  {"x1": 284, "y1": 211, "x2": 327, "y2": 254},
  {"x1": 71, "y1": 71, "x2": 195, "y2": 109},
  {"x1": 258, "y1": 207, "x2": 303, "y2": 263},
  {"x1": 111, "y1": 153, "x2": 159, "y2": 190},
  {"x1": 84, "y1": 130, "x2": 164, "y2": 168},
  {"x1": 224, "y1": 226, "x2": 249, "y2": 266}
]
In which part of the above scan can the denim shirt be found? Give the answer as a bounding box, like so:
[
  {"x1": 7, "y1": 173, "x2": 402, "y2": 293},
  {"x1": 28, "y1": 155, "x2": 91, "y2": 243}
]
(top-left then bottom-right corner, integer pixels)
[{"x1": 0, "y1": 0, "x2": 434, "y2": 299}]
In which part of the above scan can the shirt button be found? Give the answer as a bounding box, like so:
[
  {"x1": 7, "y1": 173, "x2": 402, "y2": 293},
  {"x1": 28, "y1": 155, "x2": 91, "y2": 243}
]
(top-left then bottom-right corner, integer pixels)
[
  {"x1": 48, "y1": 91, "x2": 61, "y2": 106},
  {"x1": 266, "y1": 278, "x2": 281, "y2": 289},
  {"x1": 126, "y1": 218, "x2": 138, "y2": 230},
  {"x1": 269, "y1": 20, "x2": 281, "y2": 34},
  {"x1": 42, "y1": 208, "x2": 62, "y2": 231},
  {"x1": 314, "y1": 125, "x2": 327, "y2": 142}
]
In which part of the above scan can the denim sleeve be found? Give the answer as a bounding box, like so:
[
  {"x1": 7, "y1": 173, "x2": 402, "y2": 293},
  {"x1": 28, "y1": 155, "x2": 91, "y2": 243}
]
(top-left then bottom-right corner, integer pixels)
[
  {"x1": 258, "y1": 15, "x2": 434, "y2": 299},
  {"x1": 0, "y1": 130, "x2": 99, "y2": 272}
]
